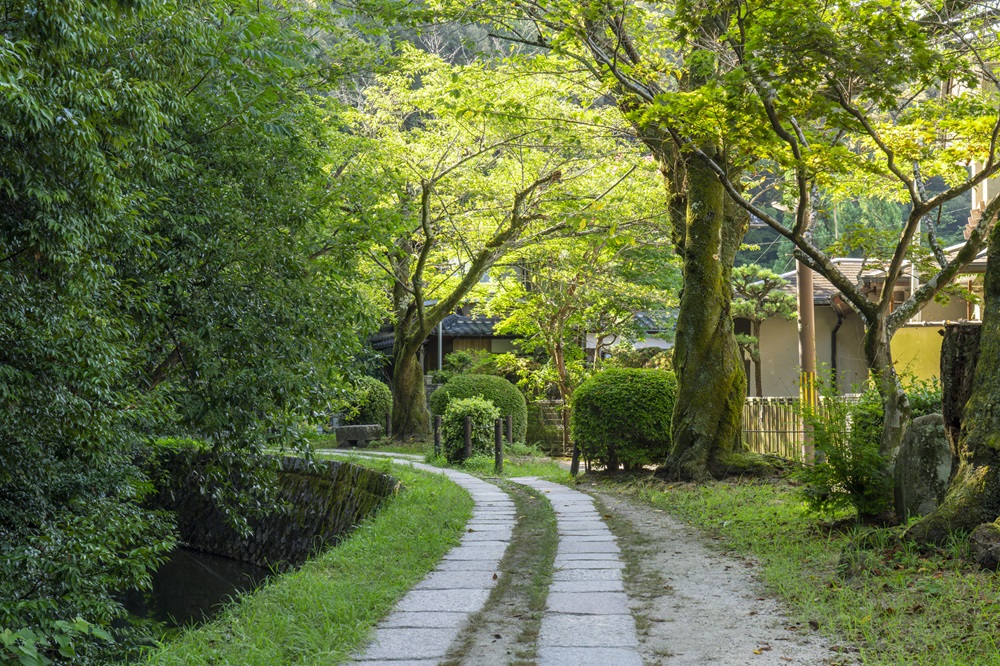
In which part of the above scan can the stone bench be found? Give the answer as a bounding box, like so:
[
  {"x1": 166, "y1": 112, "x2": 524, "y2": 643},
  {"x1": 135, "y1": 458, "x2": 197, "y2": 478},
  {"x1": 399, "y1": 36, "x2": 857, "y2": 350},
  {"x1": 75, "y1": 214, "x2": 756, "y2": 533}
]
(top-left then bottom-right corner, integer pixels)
[{"x1": 335, "y1": 424, "x2": 384, "y2": 448}]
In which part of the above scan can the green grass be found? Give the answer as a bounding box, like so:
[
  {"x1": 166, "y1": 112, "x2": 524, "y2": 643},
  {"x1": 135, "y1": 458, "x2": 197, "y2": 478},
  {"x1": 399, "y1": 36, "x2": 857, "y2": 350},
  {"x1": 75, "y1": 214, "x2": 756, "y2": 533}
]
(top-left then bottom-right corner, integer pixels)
[
  {"x1": 307, "y1": 432, "x2": 432, "y2": 456},
  {"x1": 596, "y1": 475, "x2": 1000, "y2": 666},
  {"x1": 144, "y1": 458, "x2": 473, "y2": 665},
  {"x1": 425, "y1": 452, "x2": 573, "y2": 483}
]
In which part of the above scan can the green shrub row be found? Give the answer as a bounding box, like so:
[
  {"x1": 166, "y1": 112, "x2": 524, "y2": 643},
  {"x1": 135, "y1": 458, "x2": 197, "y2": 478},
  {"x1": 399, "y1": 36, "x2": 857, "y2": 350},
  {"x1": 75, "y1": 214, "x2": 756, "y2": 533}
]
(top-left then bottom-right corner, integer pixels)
[
  {"x1": 571, "y1": 368, "x2": 676, "y2": 470},
  {"x1": 430, "y1": 374, "x2": 527, "y2": 443}
]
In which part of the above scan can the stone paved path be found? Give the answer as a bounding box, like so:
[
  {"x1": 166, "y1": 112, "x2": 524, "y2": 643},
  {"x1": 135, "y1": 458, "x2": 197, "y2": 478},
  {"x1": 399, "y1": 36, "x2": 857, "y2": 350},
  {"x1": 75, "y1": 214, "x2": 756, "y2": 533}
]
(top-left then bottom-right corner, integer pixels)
[
  {"x1": 347, "y1": 456, "x2": 515, "y2": 665},
  {"x1": 510, "y1": 477, "x2": 642, "y2": 666}
]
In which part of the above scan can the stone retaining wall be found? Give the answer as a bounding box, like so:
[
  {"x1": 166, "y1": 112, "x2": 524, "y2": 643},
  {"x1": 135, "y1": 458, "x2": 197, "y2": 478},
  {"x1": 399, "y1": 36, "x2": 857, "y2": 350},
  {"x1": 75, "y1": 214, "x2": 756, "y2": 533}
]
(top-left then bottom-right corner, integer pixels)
[{"x1": 153, "y1": 453, "x2": 399, "y2": 570}]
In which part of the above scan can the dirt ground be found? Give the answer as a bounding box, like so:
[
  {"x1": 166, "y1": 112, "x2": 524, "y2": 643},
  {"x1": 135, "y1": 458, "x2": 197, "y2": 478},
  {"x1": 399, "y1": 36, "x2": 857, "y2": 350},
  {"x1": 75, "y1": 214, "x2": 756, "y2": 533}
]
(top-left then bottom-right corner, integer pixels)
[{"x1": 589, "y1": 487, "x2": 857, "y2": 666}]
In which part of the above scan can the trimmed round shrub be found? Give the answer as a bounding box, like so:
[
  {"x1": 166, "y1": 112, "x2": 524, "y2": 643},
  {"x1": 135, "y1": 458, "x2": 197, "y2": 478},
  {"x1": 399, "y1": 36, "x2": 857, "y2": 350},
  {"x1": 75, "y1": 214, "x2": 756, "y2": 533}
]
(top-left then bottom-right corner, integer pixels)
[
  {"x1": 430, "y1": 374, "x2": 527, "y2": 443},
  {"x1": 442, "y1": 397, "x2": 501, "y2": 463},
  {"x1": 572, "y1": 368, "x2": 676, "y2": 470},
  {"x1": 343, "y1": 376, "x2": 393, "y2": 426}
]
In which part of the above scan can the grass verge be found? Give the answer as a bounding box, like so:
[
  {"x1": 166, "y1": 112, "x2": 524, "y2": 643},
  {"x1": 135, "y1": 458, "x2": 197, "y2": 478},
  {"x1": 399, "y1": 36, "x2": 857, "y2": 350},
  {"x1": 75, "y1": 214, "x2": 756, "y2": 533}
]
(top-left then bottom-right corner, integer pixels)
[
  {"x1": 144, "y1": 458, "x2": 473, "y2": 665},
  {"x1": 308, "y1": 432, "x2": 431, "y2": 456},
  {"x1": 426, "y1": 452, "x2": 573, "y2": 483},
  {"x1": 594, "y1": 474, "x2": 1000, "y2": 666}
]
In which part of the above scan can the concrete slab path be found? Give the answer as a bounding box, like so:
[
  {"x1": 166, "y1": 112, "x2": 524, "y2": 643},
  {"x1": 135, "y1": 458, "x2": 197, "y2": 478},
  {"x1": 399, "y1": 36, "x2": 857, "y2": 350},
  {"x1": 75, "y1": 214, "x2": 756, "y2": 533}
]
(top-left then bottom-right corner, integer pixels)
[
  {"x1": 344, "y1": 455, "x2": 515, "y2": 665},
  {"x1": 510, "y1": 477, "x2": 642, "y2": 666}
]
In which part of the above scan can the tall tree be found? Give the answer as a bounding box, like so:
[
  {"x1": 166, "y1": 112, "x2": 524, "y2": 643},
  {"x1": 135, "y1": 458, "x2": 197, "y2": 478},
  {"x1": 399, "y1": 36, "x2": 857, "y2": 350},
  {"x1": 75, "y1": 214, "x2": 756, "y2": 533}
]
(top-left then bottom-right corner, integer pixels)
[
  {"x1": 487, "y1": 226, "x2": 677, "y2": 450},
  {"x1": 909, "y1": 225, "x2": 1000, "y2": 546},
  {"x1": 660, "y1": 0, "x2": 1000, "y2": 465},
  {"x1": 347, "y1": 50, "x2": 664, "y2": 438},
  {"x1": 731, "y1": 265, "x2": 796, "y2": 397},
  {"x1": 427, "y1": 0, "x2": 754, "y2": 478}
]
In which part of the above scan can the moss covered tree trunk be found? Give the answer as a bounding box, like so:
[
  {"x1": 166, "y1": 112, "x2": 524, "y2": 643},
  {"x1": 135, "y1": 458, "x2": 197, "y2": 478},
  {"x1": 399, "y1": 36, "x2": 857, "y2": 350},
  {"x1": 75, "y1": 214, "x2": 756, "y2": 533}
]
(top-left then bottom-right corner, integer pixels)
[
  {"x1": 908, "y1": 226, "x2": 1000, "y2": 545},
  {"x1": 662, "y1": 152, "x2": 748, "y2": 480},
  {"x1": 391, "y1": 346, "x2": 429, "y2": 439}
]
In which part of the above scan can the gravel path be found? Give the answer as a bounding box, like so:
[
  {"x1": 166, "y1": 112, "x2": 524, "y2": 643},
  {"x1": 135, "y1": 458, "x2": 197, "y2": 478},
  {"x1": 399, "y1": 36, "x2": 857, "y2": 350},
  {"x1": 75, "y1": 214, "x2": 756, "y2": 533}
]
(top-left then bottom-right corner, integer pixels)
[
  {"x1": 591, "y1": 489, "x2": 852, "y2": 666},
  {"x1": 334, "y1": 451, "x2": 850, "y2": 665}
]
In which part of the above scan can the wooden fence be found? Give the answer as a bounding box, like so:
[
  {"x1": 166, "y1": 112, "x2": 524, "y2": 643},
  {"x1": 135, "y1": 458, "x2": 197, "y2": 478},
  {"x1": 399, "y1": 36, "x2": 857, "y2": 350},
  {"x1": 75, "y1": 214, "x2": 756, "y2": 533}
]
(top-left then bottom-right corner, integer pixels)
[
  {"x1": 742, "y1": 396, "x2": 807, "y2": 460},
  {"x1": 742, "y1": 395, "x2": 860, "y2": 461},
  {"x1": 528, "y1": 395, "x2": 858, "y2": 462}
]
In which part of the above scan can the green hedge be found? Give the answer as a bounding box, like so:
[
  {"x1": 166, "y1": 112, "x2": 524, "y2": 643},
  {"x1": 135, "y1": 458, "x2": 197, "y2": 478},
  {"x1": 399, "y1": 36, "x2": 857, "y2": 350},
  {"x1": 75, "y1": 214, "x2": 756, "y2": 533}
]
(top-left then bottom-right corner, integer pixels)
[
  {"x1": 572, "y1": 368, "x2": 676, "y2": 470},
  {"x1": 430, "y1": 374, "x2": 527, "y2": 443},
  {"x1": 441, "y1": 397, "x2": 500, "y2": 463},
  {"x1": 343, "y1": 376, "x2": 392, "y2": 426}
]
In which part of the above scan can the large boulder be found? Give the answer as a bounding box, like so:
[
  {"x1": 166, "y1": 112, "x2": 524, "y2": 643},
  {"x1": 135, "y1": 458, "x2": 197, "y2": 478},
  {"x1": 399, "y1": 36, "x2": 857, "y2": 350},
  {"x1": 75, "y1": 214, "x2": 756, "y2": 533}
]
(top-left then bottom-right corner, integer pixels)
[
  {"x1": 335, "y1": 424, "x2": 383, "y2": 448},
  {"x1": 893, "y1": 414, "x2": 952, "y2": 521},
  {"x1": 970, "y1": 521, "x2": 1000, "y2": 570}
]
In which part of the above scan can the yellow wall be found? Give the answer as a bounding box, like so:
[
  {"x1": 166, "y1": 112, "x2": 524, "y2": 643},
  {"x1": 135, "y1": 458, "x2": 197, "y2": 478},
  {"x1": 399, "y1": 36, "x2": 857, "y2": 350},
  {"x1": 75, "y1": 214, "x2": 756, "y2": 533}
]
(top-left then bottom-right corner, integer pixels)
[{"x1": 890, "y1": 327, "x2": 944, "y2": 382}]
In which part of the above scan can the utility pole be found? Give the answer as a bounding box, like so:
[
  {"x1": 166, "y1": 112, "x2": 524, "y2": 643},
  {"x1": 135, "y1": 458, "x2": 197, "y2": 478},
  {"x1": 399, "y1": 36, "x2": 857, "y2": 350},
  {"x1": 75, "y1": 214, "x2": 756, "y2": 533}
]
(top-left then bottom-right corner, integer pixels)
[{"x1": 797, "y1": 258, "x2": 817, "y2": 462}]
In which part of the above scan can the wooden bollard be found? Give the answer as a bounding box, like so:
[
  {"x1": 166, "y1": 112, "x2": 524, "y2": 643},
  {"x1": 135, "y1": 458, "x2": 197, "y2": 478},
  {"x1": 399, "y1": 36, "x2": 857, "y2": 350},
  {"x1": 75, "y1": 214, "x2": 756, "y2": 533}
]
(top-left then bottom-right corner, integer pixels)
[
  {"x1": 570, "y1": 443, "x2": 581, "y2": 477},
  {"x1": 463, "y1": 415, "x2": 472, "y2": 461},
  {"x1": 494, "y1": 418, "x2": 504, "y2": 475},
  {"x1": 433, "y1": 415, "x2": 441, "y2": 457},
  {"x1": 505, "y1": 414, "x2": 513, "y2": 445},
  {"x1": 385, "y1": 412, "x2": 392, "y2": 439}
]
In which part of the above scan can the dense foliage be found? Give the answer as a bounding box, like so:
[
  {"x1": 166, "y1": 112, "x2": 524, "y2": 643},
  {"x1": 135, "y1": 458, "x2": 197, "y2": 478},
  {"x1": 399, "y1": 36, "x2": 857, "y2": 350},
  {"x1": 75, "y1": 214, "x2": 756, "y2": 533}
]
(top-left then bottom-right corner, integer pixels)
[
  {"x1": 572, "y1": 369, "x2": 677, "y2": 471},
  {"x1": 441, "y1": 397, "x2": 501, "y2": 463},
  {"x1": 798, "y1": 380, "x2": 943, "y2": 520},
  {"x1": 430, "y1": 374, "x2": 527, "y2": 443},
  {"x1": 344, "y1": 377, "x2": 393, "y2": 427},
  {"x1": 0, "y1": 1, "x2": 383, "y2": 661}
]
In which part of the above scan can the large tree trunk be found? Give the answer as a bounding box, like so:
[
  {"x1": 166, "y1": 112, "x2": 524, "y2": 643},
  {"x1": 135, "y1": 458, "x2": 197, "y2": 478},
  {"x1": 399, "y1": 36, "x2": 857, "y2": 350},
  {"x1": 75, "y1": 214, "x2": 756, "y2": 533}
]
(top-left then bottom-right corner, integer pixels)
[
  {"x1": 391, "y1": 347, "x2": 429, "y2": 439},
  {"x1": 662, "y1": 154, "x2": 748, "y2": 480},
  {"x1": 908, "y1": 226, "x2": 1000, "y2": 545}
]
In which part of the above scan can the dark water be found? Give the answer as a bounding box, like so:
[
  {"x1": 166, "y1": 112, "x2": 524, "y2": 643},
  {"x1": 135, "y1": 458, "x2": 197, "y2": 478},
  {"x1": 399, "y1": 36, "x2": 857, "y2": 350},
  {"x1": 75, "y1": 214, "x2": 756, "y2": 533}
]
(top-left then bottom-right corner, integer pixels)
[{"x1": 120, "y1": 548, "x2": 271, "y2": 627}]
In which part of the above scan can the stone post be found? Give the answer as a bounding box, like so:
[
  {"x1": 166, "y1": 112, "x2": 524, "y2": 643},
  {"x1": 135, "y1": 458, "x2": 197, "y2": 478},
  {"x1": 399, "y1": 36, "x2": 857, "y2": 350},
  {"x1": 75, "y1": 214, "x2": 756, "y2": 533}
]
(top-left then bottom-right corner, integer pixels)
[
  {"x1": 505, "y1": 414, "x2": 513, "y2": 445},
  {"x1": 463, "y1": 415, "x2": 472, "y2": 461},
  {"x1": 494, "y1": 418, "x2": 504, "y2": 475},
  {"x1": 433, "y1": 415, "x2": 442, "y2": 457}
]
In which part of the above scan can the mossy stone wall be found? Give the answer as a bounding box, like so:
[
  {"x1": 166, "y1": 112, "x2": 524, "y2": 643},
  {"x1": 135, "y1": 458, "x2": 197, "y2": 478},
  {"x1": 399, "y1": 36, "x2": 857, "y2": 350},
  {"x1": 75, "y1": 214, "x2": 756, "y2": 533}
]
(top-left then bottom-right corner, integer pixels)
[{"x1": 154, "y1": 454, "x2": 399, "y2": 570}]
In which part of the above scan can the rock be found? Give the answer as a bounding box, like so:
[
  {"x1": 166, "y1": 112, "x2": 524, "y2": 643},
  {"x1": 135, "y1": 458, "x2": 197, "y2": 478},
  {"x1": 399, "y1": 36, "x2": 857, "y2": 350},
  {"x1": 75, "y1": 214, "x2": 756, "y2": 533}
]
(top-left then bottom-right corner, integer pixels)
[
  {"x1": 970, "y1": 521, "x2": 1000, "y2": 570},
  {"x1": 893, "y1": 414, "x2": 952, "y2": 521},
  {"x1": 335, "y1": 424, "x2": 383, "y2": 447}
]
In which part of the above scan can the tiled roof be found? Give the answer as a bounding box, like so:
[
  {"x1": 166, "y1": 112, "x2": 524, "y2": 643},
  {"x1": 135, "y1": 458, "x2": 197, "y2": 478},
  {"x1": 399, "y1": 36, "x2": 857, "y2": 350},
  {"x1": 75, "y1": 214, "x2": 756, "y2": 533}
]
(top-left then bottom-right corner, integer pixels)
[
  {"x1": 438, "y1": 314, "x2": 503, "y2": 337},
  {"x1": 775, "y1": 244, "x2": 988, "y2": 305},
  {"x1": 635, "y1": 310, "x2": 676, "y2": 333},
  {"x1": 777, "y1": 258, "x2": 869, "y2": 304}
]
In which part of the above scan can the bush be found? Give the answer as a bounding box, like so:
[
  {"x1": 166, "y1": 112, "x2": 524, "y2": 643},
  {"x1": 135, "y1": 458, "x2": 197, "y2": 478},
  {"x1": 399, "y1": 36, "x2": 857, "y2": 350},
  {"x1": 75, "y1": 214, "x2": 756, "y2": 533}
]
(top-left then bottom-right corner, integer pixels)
[
  {"x1": 441, "y1": 397, "x2": 501, "y2": 463},
  {"x1": 797, "y1": 378, "x2": 942, "y2": 522},
  {"x1": 907, "y1": 376, "x2": 943, "y2": 418},
  {"x1": 797, "y1": 389, "x2": 891, "y2": 521},
  {"x1": 604, "y1": 346, "x2": 673, "y2": 371},
  {"x1": 571, "y1": 368, "x2": 676, "y2": 471},
  {"x1": 430, "y1": 374, "x2": 527, "y2": 443},
  {"x1": 343, "y1": 376, "x2": 392, "y2": 426}
]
